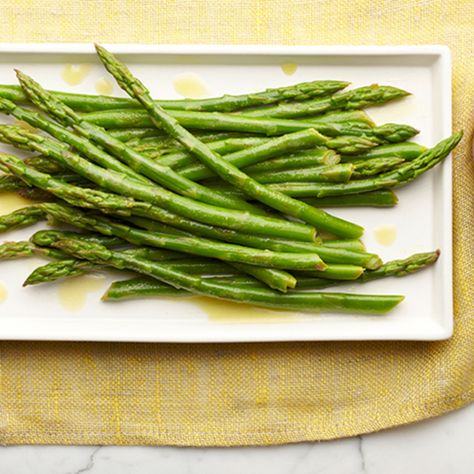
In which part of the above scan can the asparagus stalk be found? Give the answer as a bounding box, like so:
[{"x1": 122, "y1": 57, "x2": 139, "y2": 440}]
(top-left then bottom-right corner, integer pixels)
[
  {"x1": 321, "y1": 239, "x2": 366, "y2": 252},
  {"x1": 95, "y1": 45, "x2": 363, "y2": 239},
  {"x1": 341, "y1": 142, "x2": 426, "y2": 162},
  {"x1": 0, "y1": 240, "x2": 66, "y2": 260},
  {"x1": 264, "y1": 133, "x2": 463, "y2": 197},
  {"x1": 0, "y1": 174, "x2": 25, "y2": 192},
  {"x1": 309, "y1": 110, "x2": 375, "y2": 126},
  {"x1": 241, "y1": 149, "x2": 340, "y2": 174},
  {"x1": 248, "y1": 163, "x2": 354, "y2": 184},
  {"x1": 238, "y1": 84, "x2": 410, "y2": 118},
  {"x1": 101, "y1": 274, "x2": 336, "y2": 301},
  {"x1": 0, "y1": 80, "x2": 349, "y2": 112},
  {"x1": 50, "y1": 236, "x2": 403, "y2": 314},
  {"x1": 0, "y1": 130, "x2": 317, "y2": 243},
  {"x1": 158, "y1": 137, "x2": 338, "y2": 173},
  {"x1": 303, "y1": 190, "x2": 399, "y2": 208},
  {"x1": 38, "y1": 202, "x2": 327, "y2": 271},
  {"x1": 103, "y1": 251, "x2": 439, "y2": 301},
  {"x1": 351, "y1": 157, "x2": 405, "y2": 178},
  {"x1": 0, "y1": 206, "x2": 45, "y2": 233}
]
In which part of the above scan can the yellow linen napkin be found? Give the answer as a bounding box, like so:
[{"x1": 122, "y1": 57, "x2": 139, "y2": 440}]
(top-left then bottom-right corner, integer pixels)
[{"x1": 0, "y1": 0, "x2": 472, "y2": 446}]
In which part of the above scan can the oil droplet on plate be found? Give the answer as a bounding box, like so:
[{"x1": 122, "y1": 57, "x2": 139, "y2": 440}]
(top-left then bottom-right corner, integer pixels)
[
  {"x1": 281, "y1": 63, "x2": 298, "y2": 76},
  {"x1": 0, "y1": 192, "x2": 35, "y2": 214},
  {"x1": 95, "y1": 78, "x2": 114, "y2": 95},
  {"x1": 194, "y1": 296, "x2": 298, "y2": 323},
  {"x1": 173, "y1": 73, "x2": 208, "y2": 99},
  {"x1": 58, "y1": 274, "x2": 106, "y2": 312},
  {"x1": 374, "y1": 225, "x2": 397, "y2": 246},
  {"x1": 62, "y1": 64, "x2": 92, "y2": 86},
  {"x1": 0, "y1": 282, "x2": 7, "y2": 303}
]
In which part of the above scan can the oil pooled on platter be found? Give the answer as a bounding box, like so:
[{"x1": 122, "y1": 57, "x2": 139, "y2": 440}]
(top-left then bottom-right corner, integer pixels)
[
  {"x1": 0, "y1": 192, "x2": 35, "y2": 214},
  {"x1": 173, "y1": 73, "x2": 208, "y2": 99},
  {"x1": 374, "y1": 225, "x2": 397, "y2": 246},
  {"x1": 95, "y1": 78, "x2": 114, "y2": 95},
  {"x1": 194, "y1": 296, "x2": 299, "y2": 323},
  {"x1": 58, "y1": 274, "x2": 106, "y2": 312},
  {"x1": 281, "y1": 63, "x2": 298, "y2": 76},
  {"x1": 62, "y1": 64, "x2": 92, "y2": 86},
  {"x1": 0, "y1": 282, "x2": 7, "y2": 303}
]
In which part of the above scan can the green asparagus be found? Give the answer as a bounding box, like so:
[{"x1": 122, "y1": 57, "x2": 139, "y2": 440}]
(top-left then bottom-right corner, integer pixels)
[
  {"x1": 0, "y1": 206, "x2": 44, "y2": 233},
  {"x1": 303, "y1": 190, "x2": 399, "y2": 208},
  {"x1": 341, "y1": 142, "x2": 426, "y2": 162},
  {"x1": 238, "y1": 84, "x2": 409, "y2": 118},
  {"x1": 0, "y1": 80, "x2": 349, "y2": 112}
]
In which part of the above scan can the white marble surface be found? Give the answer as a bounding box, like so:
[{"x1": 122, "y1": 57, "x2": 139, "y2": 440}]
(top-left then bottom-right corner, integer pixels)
[{"x1": 0, "y1": 403, "x2": 472, "y2": 474}]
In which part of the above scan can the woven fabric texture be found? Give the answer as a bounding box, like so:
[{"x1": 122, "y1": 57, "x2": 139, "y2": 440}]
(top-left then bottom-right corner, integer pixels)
[{"x1": 0, "y1": 0, "x2": 472, "y2": 446}]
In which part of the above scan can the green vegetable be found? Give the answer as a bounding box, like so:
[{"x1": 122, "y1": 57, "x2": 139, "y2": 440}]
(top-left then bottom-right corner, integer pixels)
[
  {"x1": 248, "y1": 163, "x2": 354, "y2": 184},
  {"x1": 341, "y1": 141, "x2": 426, "y2": 162},
  {"x1": 303, "y1": 190, "x2": 399, "y2": 208},
  {"x1": 0, "y1": 80, "x2": 348, "y2": 112},
  {"x1": 0, "y1": 206, "x2": 44, "y2": 233},
  {"x1": 238, "y1": 84, "x2": 410, "y2": 118}
]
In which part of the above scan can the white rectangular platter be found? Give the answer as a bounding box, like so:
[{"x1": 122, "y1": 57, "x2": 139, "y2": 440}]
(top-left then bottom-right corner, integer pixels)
[{"x1": 0, "y1": 44, "x2": 452, "y2": 341}]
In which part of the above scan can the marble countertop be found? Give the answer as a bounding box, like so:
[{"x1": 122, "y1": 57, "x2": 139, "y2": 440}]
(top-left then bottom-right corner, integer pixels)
[{"x1": 1, "y1": 403, "x2": 472, "y2": 474}]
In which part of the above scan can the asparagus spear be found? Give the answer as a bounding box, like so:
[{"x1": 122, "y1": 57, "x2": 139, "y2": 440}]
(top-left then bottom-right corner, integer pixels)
[
  {"x1": 303, "y1": 190, "x2": 398, "y2": 208},
  {"x1": 309, "y1": 110, "x2": 375, "y2": 126},
  {"x1": 158, "y1": 138, "x2": 338, "y2": 173},
  {"x1": 50, "y1": 236, "x2": 403, "y2": 314},
  {"x1": 0, "y1": 240, "x2": 65, "y2": 260},
  {"x1": 122, "y1": 111, "x2": 373, "y2": 154},
  {"x1": 241, "y1": 149, "x2": 340, "y2": 174},
  {"x1": 0, "y1": 80, "x2": 349, "y2": 112},
  {"x1": 0, "y1": 174, "x2": 24, "y2": 192},
  {"x1": 0, "y1": 206, "x2": 45, "y2": 233},
  {"x1": 24, "y1": 258, "x2": 239, "y2": 286},
  {"x1": 0, "y1": 231, "x2": 125, "y2": 261},
  {"x1": 95, "y1": 45, "x2": 363, "y2": 239},
  {"x1": 38, "y1": 202, "x2": 326, "y2": 271},
  {"x1": 101, "y1": 275, "x2": 334, "y2": 301},
  {"x1": 0, "y1": 131, "x2": 317, "y2": 243},
  {"x1": 351, "y1": 157, "x2": 405, "y2": 178},
  {"x1": 321, "y1": 239, "x2": 366, "y2": 252},
  {"x1": 103, "y1": 251, "x2": 439, "y2": 301},
  {"x1": 341, "y1": 142, "x2": 426, "y2": 162},
  {"x1": 248, "y1": 163, "x2": 354, "y2": 184},
  {"x1": 264, "y1": 132, "x2": 463, "y2": 197},
  {"x1": 238, "y1": 84, "x2": 410, "y2": 118}
]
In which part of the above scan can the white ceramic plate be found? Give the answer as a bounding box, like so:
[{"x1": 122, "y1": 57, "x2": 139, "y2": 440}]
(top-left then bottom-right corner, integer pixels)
[{"x1": 0, "y1": 44, "x2": 452, "y2": 342}]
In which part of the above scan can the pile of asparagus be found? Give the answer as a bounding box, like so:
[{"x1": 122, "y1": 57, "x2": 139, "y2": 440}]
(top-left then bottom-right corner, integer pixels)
[{"x1": 0, "y1": 45, "x2": 462, "y2": 314}]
